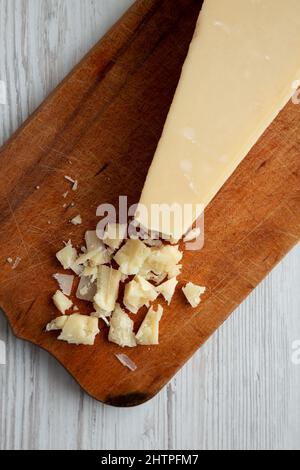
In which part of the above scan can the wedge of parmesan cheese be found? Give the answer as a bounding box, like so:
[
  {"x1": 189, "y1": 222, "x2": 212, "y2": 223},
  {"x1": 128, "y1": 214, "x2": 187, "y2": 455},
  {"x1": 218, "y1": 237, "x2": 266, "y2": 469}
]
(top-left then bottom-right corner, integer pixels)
[
  {"x1": 56, "y1": 242, "x2": 77, "y2": 270},
  {"x1": 156, "y1": 277, "x2": 178, "y2": 305},
  {"x1": 52, "y1": 290, "x2": 73, "y2": 314},
  {"x1": 108, "y1": 304, "x2": 136, "y2": 348},
  {"x1": 94, "y1": 265, "x2": 121, "y2": 313},
  {"x1": 103, "y1": 223, "x2": 127, "y2": 251},
  {"x1": 124, "y1": 275, "x2": 158, "y2": 314},
  {"x1": 114, "y1": 239, "x2": 151, "y2": 275},
  {"x1": 46, "y1": 314, "x2": 100, "y2": 345},
  {"x1": 136, "y1": 0, "x2": 300, "y2": 240},
  {"x1": 135, "y1": 305, "x2": 164, "y2": 345},
  {"x1": 182, "y1": 283, "x2": 206, "y2": 308}
]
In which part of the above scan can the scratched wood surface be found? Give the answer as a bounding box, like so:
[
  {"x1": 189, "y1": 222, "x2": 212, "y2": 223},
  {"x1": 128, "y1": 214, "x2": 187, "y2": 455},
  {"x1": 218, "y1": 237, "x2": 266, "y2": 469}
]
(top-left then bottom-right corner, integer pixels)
[{"x1": 0, "y1": 0, "x2": 300, "y2": 449}]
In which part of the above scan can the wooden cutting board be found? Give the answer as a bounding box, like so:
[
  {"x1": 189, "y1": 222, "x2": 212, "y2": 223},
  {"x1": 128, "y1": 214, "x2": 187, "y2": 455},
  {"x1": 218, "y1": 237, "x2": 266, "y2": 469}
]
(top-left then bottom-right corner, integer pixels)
[{"x1": 0, "y1": 0, "x2": 299, "y2": 407}]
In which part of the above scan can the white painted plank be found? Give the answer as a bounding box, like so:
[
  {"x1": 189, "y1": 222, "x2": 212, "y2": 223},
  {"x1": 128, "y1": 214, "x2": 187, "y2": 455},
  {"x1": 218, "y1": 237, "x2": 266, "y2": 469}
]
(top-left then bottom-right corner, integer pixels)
[{"x1": 0, "y1": 0, "x2": 299, "y2": 450}]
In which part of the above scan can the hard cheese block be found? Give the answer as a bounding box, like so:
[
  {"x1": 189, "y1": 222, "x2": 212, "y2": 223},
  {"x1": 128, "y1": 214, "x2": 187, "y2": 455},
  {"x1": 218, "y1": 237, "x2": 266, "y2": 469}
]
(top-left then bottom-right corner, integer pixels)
[{"x1": 136, "y1": 0, "x2": 300, "y2": 239}]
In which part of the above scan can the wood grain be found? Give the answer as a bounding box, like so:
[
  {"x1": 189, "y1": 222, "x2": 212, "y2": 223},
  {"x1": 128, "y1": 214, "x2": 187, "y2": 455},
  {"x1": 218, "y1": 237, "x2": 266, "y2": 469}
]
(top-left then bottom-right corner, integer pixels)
[{"x1": 0, "y1": 0, "x2": 299, "y2": 409}]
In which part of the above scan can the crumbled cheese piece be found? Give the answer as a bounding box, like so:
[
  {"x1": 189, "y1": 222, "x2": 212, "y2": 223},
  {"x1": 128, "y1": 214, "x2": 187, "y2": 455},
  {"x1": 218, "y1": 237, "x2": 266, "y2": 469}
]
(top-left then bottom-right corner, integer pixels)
[
  {"x1": 75, "y1": 247, "x2": 111, "y2": 267},
  {"x1": 6, "y1": 257, "x2": 13, "y2": 264},
  {"x1": 64, "y1": 175, "x2": 76, "y2": 185},
  {"x1": 94, "y1": 265, "x2": 121, "y2": 313},
  {"x1": 56, "y1": 242, "x2": 77, "y2": 270},
  {"x1": 140, "y1": 270, "x2": 167, "y2": 285},
  {"x1": 12, "y1": 257, "x2": 22, "y2": 270},
  {"x1": 135, "y1": 305, "x2": 163, "y2": 345},
  {"x1": 108, "y1": 304, "x2": 136, "y2": 348},
  {"x1": 124, "y1": 275, "x2": 158, "y2": 314},
  {"x1": 156, "y1": 278, "x2": 178, "y2": 305},
  {"x1": 46, "y1": 316, "x2": 68, "y2": 331},
  {"x1": 53, "y1": 273, "x2": 74, "y2": 296},
  {"x1": 92, "y1": 302, "x2": 112, "y2": 318},
  {"x1": 83, "y1": 265, "x2": 98, "y2": 283},
  {"x1": 167, "y1": 264, "x2": 182, "y2": 279},
  {"x1": 47, "y1": 314, "x2": 99, "y2": 346},
  {"x1": 85, "y1": 231, "x2": 105, "y2": 251},
  {"x1": 53, "y1": 290, "x2": 73, "y2": 314},
  {"x1": 141, "y1": 245, "x2": 182, "y2": 278},
  {"x1": 103, "y1": 223, "x2": 127, "y2": 251},
  {"x1": 36, "y1": 186, "x2": 40, "y2": 190},
  {"x1": 72, "y1": 180, "x2": 78, "y2": 191},
  {"x1": 71, "y1": 215, "x2": 82, "y2": 226},
  {"x1": 115, "y1": 353, "x2": 137, "y2": 372},
  {"x1": 76, "y1": 276, "x2": 97, "y2": 301},
  {"x1": 183, "y1": 227, "x2": 201, "y2": 243},
  {"x1": 114, "y1": 239, "x2": 151, "y2": 275},
  {"x1": 143, "y1": 238, "x2": 163, "y2": 248},
  {"x1": 70, "y1": 263, "x2": 84, "y2": 276},
  {"x1": 182, "y1": 283, "x2": 206, "y2": 308}
]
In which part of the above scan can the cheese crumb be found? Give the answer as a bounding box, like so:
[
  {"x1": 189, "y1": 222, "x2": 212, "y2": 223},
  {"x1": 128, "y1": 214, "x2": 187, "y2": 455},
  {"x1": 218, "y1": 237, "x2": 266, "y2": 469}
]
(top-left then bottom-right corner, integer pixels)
[
  {"x1": 135, "y1": 305, "x2": 163, "y2": 345},
  {"x1": 108, "y1": 304, "x2": 136, "y2": 347},
  {"x1": 47, "y1": 314, "x2": 99, "y2": 345},
  {"x1": 94, "y1": 265, "x2": 121, "y2": 313},
  {"x1": 56, "y1": 242, "x2": 77, "y2": 270},
  {"x1": 53, "y1": 290, "x2": 73, "y2": 314},
  {"x1": 64, "y1": 175, "x2": 76, "y2": 185},
  {"x1": 182, "y1": 282, "x2": 206, "y2": 308},
  {"x1": 92, "y1": 303, "x2": 112, "y2": 318},
  {"x1": 115, "y1": 353, "x2": 137, "y2": 371},
  {"x1": 124, "y1": 275, "x2": 158, "y2": 314},
  {"x1": 46, "y1": 316, "x2": 68, "y2": 331},
  {"x1": 141, "y1": 245, "x2": 182, "y2": 279},
  {"x1": 11, "y1": 257, "x2": 22, "y2": 270},
  {"x1": 53, "y1": 273, "x2": 74, "y2": 296},
  {"x1": 71, "y1": 215, "x2": 82, "y2": 226},
  {"x1": 75, "y1": 247, "x2": 111, "y2": 267},
  {"x1": 156, "y1": 277, "x2": 178, "y2": 305},
  {"x1": 85, "y1": 231, "x2": 104, "y2": 251},
  {"x1": 103, "y1": 223, "x2": 127, "y2": 251},
  {"x1": 76, "y1": 276, "x2": 97, "y2": 301},
  {"x1": 83, "y1": 265, "x2": 98, "y2": 283},
  {"x1": 114, "y1": 239, "x2": 151, "y2": 275}
]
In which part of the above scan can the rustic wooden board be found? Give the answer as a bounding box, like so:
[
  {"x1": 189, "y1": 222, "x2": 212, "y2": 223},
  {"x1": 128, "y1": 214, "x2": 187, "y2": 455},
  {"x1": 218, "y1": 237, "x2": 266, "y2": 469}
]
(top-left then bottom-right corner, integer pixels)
[{"x1": 0, "y1": 0, "x2": 299, "y2": 408}]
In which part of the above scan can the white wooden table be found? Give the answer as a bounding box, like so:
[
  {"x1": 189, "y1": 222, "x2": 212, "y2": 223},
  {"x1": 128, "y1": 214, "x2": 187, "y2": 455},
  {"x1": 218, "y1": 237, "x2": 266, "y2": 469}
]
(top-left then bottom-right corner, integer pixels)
[{"x1": 0, "y1": 0, "x2": 299, "y2": 451}]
